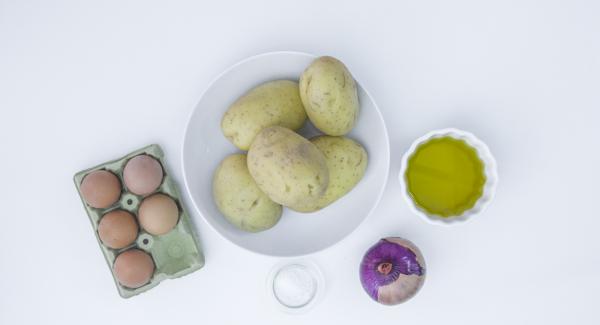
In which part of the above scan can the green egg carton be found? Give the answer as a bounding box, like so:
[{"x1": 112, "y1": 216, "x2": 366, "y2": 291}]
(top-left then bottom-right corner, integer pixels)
[{"x1": 73, "y1": 144, "x2": 204, "y2": 298}]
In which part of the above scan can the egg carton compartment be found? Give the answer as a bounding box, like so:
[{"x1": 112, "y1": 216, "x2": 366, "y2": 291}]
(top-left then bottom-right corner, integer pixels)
[{"x1": 74, "y1": 144, "x2": 204, "y2": 298}]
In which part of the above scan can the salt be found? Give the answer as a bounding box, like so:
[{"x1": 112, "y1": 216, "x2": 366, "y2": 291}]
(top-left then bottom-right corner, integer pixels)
[{"x1": 272, "y1": 264, "x2": 317, "y2": 308}]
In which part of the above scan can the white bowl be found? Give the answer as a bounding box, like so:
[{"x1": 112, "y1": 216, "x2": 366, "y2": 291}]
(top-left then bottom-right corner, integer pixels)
[
  {"x1": 182, "y1": 51, "x2": 390, "y2": 257},
  {"x1": 399, "y1": 128, "x2": 498, "y2": 226}
]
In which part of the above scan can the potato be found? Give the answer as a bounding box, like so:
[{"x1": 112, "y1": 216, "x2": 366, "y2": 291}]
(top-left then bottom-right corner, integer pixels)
[
  {"x1": 212, "y1": 154, "x2": 282, "y2": 232},
  {"x1": 294, "y1": 136, "x2": 368, "y2": 212},
  {"x1": 221, "y1": 80, "x2": 307, "y2": 150},
  {"x1": 247, "y1": 126, "x2": 329, "y2": 210},
  {"x1": 299, "y1": 56, "x2": 359, "y2": 136}
]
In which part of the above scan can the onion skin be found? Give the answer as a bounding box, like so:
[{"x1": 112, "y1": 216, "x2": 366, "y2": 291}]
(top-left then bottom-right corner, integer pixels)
[{"x1": 360, "y1": 237, "x2": 426, "y2": 305}]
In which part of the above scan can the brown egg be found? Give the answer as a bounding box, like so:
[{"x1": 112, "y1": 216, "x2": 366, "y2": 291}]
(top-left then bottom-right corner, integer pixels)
[
  {"x1": 80, "y1": 170, "x2": 121, "y2": 208},
  {"x1": 138, "y1": 193, "x2": 179, "y2": 235},
  {"x1": 113, "y1": 249, "x2": 155, "y2": 289},
  {"x1": 123, "y1": 155, "x2": 163, "y2": 195},
  {"x1": 98, "y1": 210, "x2": 138, "y2": 249}
]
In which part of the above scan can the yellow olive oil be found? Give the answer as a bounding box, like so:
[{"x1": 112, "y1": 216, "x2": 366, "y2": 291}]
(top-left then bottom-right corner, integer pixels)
[{"x1": 405, "y1": 137, "x2": 486, "y2": 217}]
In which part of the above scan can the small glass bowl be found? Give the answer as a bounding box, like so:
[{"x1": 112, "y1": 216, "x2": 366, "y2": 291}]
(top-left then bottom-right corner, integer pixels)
[
  {"x1": 266, "y1": 261, "x2": 325, "y2": 314},
  {"x1": 399, "y1": 128, "x2": 498, "y2": 226}
]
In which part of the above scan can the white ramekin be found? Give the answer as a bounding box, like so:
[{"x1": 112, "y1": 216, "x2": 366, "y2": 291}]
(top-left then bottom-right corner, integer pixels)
[{"x1": 399, "y1": 128, "x2": 498, "y2": 226}]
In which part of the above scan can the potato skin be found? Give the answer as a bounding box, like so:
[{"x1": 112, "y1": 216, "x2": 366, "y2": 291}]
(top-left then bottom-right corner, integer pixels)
[
  {"x1": 299, "y1": 56, "x2": 359, "y2": 136},
  {"x1": 212, "y1": 154, "x2": 282, "y2": 232},
  {"x1": 294, "y1": 136, "x2": 368, "y2": 212},
  {"x1": 221, "y1": 80, "x2": 307, "y2": 150},
  {"x1": 247, "y1": 126, "x2": 329, "y2": 211}
]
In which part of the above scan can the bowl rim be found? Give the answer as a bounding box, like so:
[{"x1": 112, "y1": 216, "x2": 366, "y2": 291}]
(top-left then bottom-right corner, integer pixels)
[
  {"x1": 181, "y1": 50, "x2": 391, "y2": 257},
  {"x1": 398, "y1": 128, "x2": 498, "y2": 226}
]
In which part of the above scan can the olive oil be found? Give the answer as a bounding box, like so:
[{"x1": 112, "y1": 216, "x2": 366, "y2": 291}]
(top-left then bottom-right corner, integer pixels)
[{"x1": 405, "y1": 136, "x2": 486, "y2": 217}]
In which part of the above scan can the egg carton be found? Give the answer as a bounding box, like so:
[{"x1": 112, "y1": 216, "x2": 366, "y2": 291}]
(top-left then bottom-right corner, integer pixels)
[{"x1": 73, "y1": 144, "x2": 204, "y2": 298}]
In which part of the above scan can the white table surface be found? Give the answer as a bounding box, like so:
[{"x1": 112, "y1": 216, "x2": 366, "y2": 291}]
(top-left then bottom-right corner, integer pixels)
[{"x1": 1, "y1": 1, "x2": 599, "y2": 324}]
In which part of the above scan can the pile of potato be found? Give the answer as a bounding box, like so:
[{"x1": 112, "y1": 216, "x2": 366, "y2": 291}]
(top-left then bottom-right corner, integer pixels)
[{"x1": 213, "y1": 56, "x2": 368, "y2": 232}]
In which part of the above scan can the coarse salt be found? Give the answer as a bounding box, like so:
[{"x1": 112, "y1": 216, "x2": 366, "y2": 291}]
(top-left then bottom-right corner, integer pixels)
[{"x1": 272, "y1": 264, "x2": 317, "y2": 308}]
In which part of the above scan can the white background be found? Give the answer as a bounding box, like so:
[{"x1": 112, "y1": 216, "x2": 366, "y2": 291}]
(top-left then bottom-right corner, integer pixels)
[{"x1": 1, "y1": 0, "x2": 599, "y2": 324}]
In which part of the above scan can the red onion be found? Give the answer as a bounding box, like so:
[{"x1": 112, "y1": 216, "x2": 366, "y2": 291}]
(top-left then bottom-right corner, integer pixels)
[{"x1": 360, "y1": 237, "x2": 426, "y2": 305}]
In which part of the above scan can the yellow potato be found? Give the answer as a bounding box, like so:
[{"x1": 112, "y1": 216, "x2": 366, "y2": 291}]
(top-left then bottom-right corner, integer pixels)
[
  {"x1": 294, "y1": 136, "x2": 368, "y2": 212},
  {"x1": 221, "y1": 80, "x2": 307, "y2": 150},
  {"x1": 299, "y1": 56, "x2": 359, "y2": 136},
  {"x1": 212, "y1": 154, "x2": 282, "y2": 232},
  {"x1": 247, "y1": 126, "x2": 329, "y2": 210}
]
